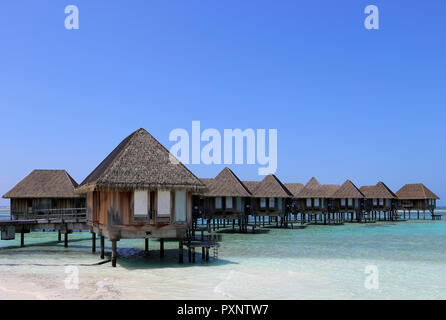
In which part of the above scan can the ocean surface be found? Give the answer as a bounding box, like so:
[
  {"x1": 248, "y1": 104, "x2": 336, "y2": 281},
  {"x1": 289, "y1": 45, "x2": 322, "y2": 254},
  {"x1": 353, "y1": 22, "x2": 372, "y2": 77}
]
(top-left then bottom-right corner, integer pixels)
[{"x1": 0, "y1": 209, "x2": 445, "y2": 299}]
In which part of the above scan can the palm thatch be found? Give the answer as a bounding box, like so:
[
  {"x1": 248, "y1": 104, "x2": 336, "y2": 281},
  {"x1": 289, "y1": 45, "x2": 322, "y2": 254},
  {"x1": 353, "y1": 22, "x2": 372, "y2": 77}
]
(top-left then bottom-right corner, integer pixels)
[
  {"x1": 332, "y1": 180, "x2": 365, "y2": 199},
  {"x1": 249, "y1": 175, "x2": 292, "y2": 198},
  {"x1": 75, "y1": 128, "x2": 205, "y2": 193},
  {"x1": 3, "y1": 170, "x2": 81, "y2": 199},
  {"x1": 284, "y1": 183, "x2": 304, "y2": 198},
  {"x1": 242, "y1": 181, "x2": 260, "y2": 194},
  {"x1": 296, "y1": 183, "x2": 340, "y2": 198},
  {"x1": 294, "y1": 177, "x2": 321, "y2": 198},
  {"x1": 360, "y1": 182, "x2": 397, "y2": 199},
  {"x1": 200, "y1": 168, "x2": 251, "y2": 197},
  {"x1": 396, "y1": 183, "x2": 440, "y2": 200},
  {"x1": 304, "y1": 177, "x2": 321, "y2": 189}
]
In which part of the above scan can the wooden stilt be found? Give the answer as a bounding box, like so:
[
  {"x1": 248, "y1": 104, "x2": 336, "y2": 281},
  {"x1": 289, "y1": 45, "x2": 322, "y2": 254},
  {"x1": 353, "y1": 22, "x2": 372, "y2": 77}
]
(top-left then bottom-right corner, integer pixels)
[
  {"x1": 64, "y1": 233, "x2": 68, "y2": 248},
  {"x1": 160, "y1": 239, "x2": 165, "y2": 258},
  {"x1": 192, "y1": 248, "x2": 196, "y2": 263},
  {"x1": 100, "y1": 236, "x2": 105, "y2": 259},
  {"x1": 179, "y1": 240, "x2": 184, "y2": 264},
  {"x1": 145, "y1": 238, "x2": 149, "y2": 253},
  {"x1": 202, "y1": 247, "x2": 205, "y2": 261},
  {"x1": 58, "y1": 230, "x2": 61, "y2": 242},
  {"x1": 111, "y1": 240, "x2": 117, "y2": 267},
  {"x1": 20, "y1": 231, "x2": 24, "y2": 247},
  {"x1": 92, "y1": 232, "x2": 96, "y2": 253}
]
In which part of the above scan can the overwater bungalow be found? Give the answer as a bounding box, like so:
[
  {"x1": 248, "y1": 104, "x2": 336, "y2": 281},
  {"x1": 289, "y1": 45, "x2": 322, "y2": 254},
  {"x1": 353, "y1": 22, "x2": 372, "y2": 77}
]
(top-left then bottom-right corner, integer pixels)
[
  {"x1": 360, "y1": 182, "x2": 398, "y2": 221},
  {"x1": 198, "y1": 167, "x2": 251, "y2": 232},
  {"x1": 396, "y1": 183, "x2": 440, "y2": 220},
  {"x1": 294, "y1": 178, "x2": 340, "y2": 224},
  {"x1": 74, "y1": 128, "x2": 206, "y2": 266},
  {"x1": 2, "y1": 169, "x2": 85, "y2": 220},
  {"x1": 244, "y1": 174, "x2": 293, "y2": 227},
  {"x1": 284, "y1": 182, "x2": 304, "y2": 216},
  {"x1": 331, "y1": 180, "x2": 365, "y2": 223}
]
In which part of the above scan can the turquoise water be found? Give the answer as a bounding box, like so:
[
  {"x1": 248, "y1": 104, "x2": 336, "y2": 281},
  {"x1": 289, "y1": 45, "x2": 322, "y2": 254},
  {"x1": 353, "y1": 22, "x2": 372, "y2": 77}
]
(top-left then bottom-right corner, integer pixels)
[{"x1": 0, "y1": 210, "x2": 446, "y2": 299}]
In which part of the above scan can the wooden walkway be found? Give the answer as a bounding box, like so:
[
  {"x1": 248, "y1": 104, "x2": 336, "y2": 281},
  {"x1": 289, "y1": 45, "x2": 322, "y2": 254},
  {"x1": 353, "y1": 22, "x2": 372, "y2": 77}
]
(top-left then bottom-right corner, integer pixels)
[{"x1": 0, "y1": 211, "x2": 88, "y2": 247}]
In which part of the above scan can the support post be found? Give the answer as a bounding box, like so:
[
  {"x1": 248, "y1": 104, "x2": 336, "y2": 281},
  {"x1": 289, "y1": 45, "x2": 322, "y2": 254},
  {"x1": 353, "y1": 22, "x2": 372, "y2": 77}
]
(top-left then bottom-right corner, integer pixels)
[
  {"x1": 100, "y1": 236, "x2": 105, "y2": 259},
  {"x1": 145, "y1": 238, "x2": 149, "y2": 253},
  {"x1": 179, "y1": 240, "x2": 184, "y2": 264},
  {"x1": 111, "y1": 240, "x2": 117, "y2": 267},
  {"x1": 20, "y1": 231, "x2": 24, "y2": 247},
  {"x1": 160, "y1": 238, "x2": 165, "y2": 258},
  {"x1": 92, "y1": 232, "x2": 96, "y2": 253},
  {"x1": 64, "y1": 232, "x2": 68, "y2": 248},
  {"x1": 58, "y1": 230, "x2": 61, "y2": 242}
]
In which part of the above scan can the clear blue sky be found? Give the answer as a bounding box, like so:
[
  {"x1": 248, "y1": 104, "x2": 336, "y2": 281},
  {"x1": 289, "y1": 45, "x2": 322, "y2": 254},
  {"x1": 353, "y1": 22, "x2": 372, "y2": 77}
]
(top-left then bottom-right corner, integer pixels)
[{"x1": 0, "y1": 1, "x2": 445, "y2": 205}]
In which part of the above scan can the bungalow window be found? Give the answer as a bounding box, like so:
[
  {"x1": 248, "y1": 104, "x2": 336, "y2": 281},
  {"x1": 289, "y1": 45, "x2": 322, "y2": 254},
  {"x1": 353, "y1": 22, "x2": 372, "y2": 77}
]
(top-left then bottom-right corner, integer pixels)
[
  {"x1": 385, "y1": 199, "x2": 391, "y2": 207},
  {"x1": 355, "y1": 199, "x2": 359, "y2": 208},
  {"x1": 236, "y1": 197, "x2": 242, "y2": 211},
  {"x1": 269, "y1": 198, "x2": 275, "y2": 208},
  {"x1": 134, "y1": 190, "x2": 148, "y2": 217},
  {"x1": 347, "y1": 198, "x2": 353, "y2": 207},
  {"x1": 225, "y1": 197, "x2": 233, "y2": 209},
  {"x1": 373, "y1": 199, "x2": 378, "y2": 206},
  {"x1": 175, "y1": 190, "x2": 187, "y2": 222},
  {"x1": 379, "y1": 199, "x2": 384, "y2": 206},
  {"x1": 321, "y1": 198, "x2": 325, "y2": 209},
  {"x1": 157, "y1": 190, "x2": 171, "y2": 216},
  {"x1": 260, "y1": 198, "x2": 266, "y2": 208},
  {"x1": 278, "y1": 198, "x2": 283, "y2": 211},
  {"x1": 340, "y1": 199, "x2": 346, "y2": 207},
  {"x1": 314, "y1": 198, "x2": 320, "y2": 207},
  {"x1": 36, "y1": 199, "x2": 51, "y2": 212},
  {"x1": 306, "y1": 198, "x2": 312, "y2": 207},
  {"x1": 215, "y1": 197, "x2": 222, "y2": 209}
]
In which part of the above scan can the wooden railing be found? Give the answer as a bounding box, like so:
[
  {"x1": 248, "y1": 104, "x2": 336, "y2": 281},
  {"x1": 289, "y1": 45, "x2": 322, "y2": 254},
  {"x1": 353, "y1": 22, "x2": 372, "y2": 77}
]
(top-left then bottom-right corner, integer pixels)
[{"x1": 11, "y1": 208, "x2": 87, "y2": 221}]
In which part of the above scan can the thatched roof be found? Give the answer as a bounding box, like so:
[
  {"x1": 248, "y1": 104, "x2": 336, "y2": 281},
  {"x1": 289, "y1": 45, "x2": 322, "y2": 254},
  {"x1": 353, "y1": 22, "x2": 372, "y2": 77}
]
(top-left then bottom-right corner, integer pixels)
[
  {"x1": 242, "y1": 181, "x2": 260, "y2": 194},
  {"x1": 284, "y1": 183, "x2": 304, "y2": 198},
  {"x1": 332, "y1": 180, "x2": 365, "y2": 199},
  {"x1": 3, "y1": 170, "x2": 81, "y2": 199},
  {"x1": 75, "y1": 128, "x2": 205, "y2": 193},
  {"x1": 200, "y1": 168, "x2": 251, "y2": 197},
  {"x1": 296, "y1": 183, "x2": 340, "y2": 198},
  {"x1": 360, "y1": 182, "x2": 397, "y2": 199},
  {"x1": 305, "y1": 177, "x2": 321, "y2": 189},
  {"x1": 249, "y1": 175, "x2": 292, "y2": 198},
  {"x1": 396, "y1": 183, "x2": 440, "y2": 200}
]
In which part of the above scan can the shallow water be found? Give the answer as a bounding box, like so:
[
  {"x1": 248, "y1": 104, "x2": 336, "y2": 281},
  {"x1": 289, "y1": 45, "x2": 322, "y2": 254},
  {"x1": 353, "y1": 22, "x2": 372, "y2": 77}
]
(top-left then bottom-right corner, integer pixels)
[{"x1": 0, "y1": 210, "x2": 445, "y2": 299}]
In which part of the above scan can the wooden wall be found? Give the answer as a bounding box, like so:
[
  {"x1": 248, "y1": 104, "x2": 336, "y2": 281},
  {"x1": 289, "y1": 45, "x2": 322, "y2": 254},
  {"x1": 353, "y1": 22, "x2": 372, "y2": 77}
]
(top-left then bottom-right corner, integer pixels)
[
  {"x1": 11, "y1": 197, "x2": 85, "y2": 215},
  {"x1": 87, "y1": 189, "x2": 193, "y2": 229}
]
